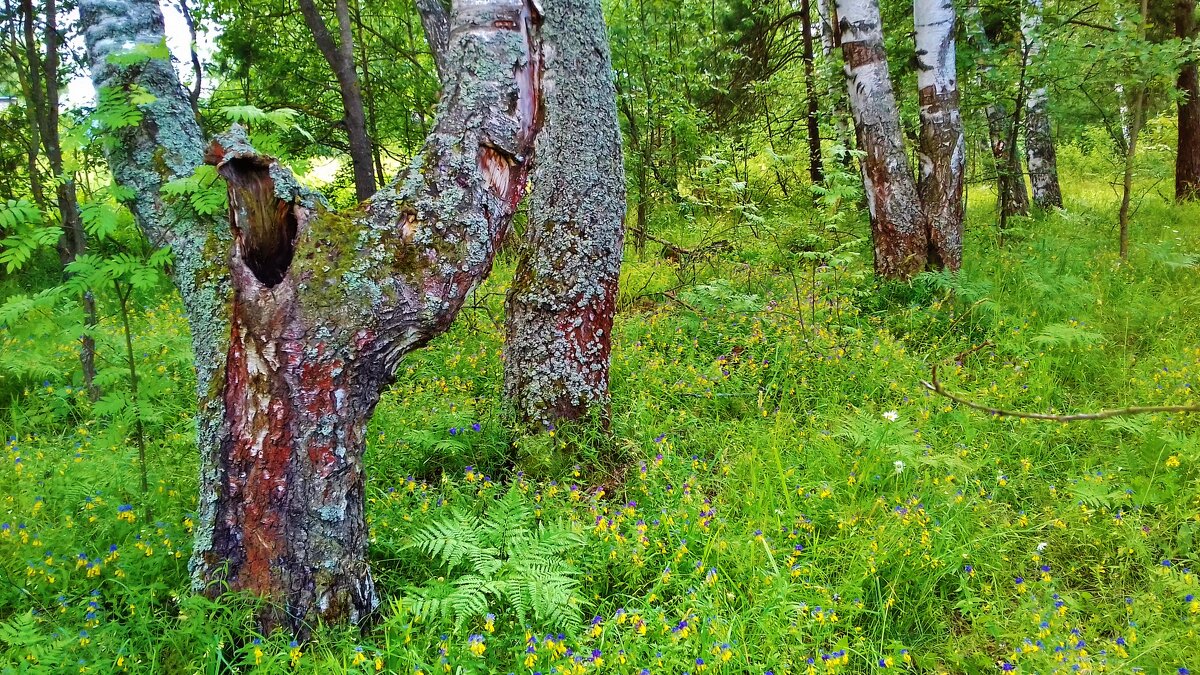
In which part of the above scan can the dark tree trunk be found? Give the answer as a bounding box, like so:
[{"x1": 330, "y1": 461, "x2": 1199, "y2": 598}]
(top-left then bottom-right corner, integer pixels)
[
  {"x1": 503, "y1": 0, "x2": 625, "y2": 427},
  {"x1": 914, "y1": 0, "x2": 964, "y2": 271},
  {"x1": 81, "y1": 0, "x2": 543, "y2": 635},
  {"x1": 836, "y1": 0, "x2": 927, "y2": 278},
  {"x1": 1177, "y1": 0, "x2": 1200, "y2": 200},
  {"x1": 1021, "y1": 0, "x2": 1063, "y2": 209},
  {"x1": 298, "y1": 0, "x2": 378, "y2": 203},
  {"x1": 800, "y1": 0, "x2": 824, "y2": 185}
]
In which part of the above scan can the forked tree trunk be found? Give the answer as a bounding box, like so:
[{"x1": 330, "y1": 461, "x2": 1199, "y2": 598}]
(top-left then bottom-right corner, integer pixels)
[
  {"x1": 503, "y1": 0, "x2": 625, "y2": 427},
  {"x1": 1021, "y1": 0, "x2": 1063, "y2": 209},
  {"x1": 82, "y1": 0, "x2": 543, "y2": 634},
  {"x1": 298, "y1": 0, "x2": 378, "y2": 202},
  {"x1": 914, "y1": 0, "x2": 964, "y2": 271},
  {"x1": 966, "y1": 0, "x2": 1029, "y2": 217},
  {"x1": 835, "y1": 0, "x2": 927, "y2": 278},
  {"x1": 1176, "y1": 0, "x2": 1200, "y2": 200}
]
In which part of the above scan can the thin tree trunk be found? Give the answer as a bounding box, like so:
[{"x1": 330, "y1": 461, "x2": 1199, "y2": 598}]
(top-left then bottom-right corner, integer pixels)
[
  {"x1": 36, "y1": 0, "x2": 100, "y2": 398},
  {"x1": 814, "y1": 0, "x2": 853, "y2": 158},
  {"x1": 914, "y1": 0, "x2": 964, "y2": 271},
  {"x1": 1119, "y1": 89, "x2": 1145, "y2": 259},
  {"x1": 81, "y1": 0, "x2": 543, "y2": 635},
  {"x1": 835, "y1": 0, "x2": 927, "y2": 278},
  {"x1": 800, "y1": 0, "x2": 824, "y2": 184},
  {"x1": 1021, "y1": 0, "x2": 1063, "y2": 209},
  {"x1": 965, "y1": 0, "x2": 1029, "y2": 217},
  {"x1": 298, "y1": 0, "x2": 378, "y2": 203},
  {"x1": 504, "y1": 0, "x2": 625, "y2": 428},
  {"x1": 1176, "y1": 0, "x2": 1200, "y2": 200},
  {"x1": 177, "y1": 0, "x2": 203, "y2": 116}
]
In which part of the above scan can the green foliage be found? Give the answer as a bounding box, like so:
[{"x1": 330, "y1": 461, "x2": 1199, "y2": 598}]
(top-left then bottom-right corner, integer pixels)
[
  {"x1": 161, "y1": 165, "x2": 228, "y2": 217},
  {"x1": 406, "y1": 486, "x2": 585, "y2": 632}
]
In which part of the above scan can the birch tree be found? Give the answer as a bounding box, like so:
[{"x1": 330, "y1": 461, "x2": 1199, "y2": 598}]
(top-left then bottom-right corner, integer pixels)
[
  {"x1": 835, "y1": 0, "x2": 927, "y2": 278},
  {"x1": 965, "y1": 0, "x2": 1030, "y2": 218},
  {"x1": 81, "y1": 0, "x2": 543, "y2": 634},
  {"x1": 503, "y1": 0, "x2": 626, "y2": 427},
  {"x1": 914, "y1": 0, "x2": 964, "y2": 271},
  {"x1": 1022, "y1": 0, "x2": 1063, "y2": 209}
]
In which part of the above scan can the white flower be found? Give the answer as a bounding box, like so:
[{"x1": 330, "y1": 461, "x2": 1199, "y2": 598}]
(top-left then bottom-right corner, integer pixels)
[
  {"x1": 882, "y1": 410, "x2": 899, "y2": 422},
  {"x1": 894, "y1": 460, "x2": 905, "y2": 474},
  {"x1": 1036, "y1": 542, "x2": 1048, "y2": 552}
]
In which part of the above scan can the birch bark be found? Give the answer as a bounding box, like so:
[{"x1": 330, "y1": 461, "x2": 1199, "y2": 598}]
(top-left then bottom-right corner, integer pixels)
[
  {"x1": 965, "y1": 0, "x2": 1029, "y2": 217},
  {"x1": 836, "y1": 0, "x2": 927, "y2": 278},
  {"x1": 81, "y1": 0, "x2": 542, "y2": 634},
  {"x1": 1021, "y1": 0, "x2": 1063, "y2": 208},
  {"x1": 914, "y1": 0, "x2": 964, "y2": 271}
]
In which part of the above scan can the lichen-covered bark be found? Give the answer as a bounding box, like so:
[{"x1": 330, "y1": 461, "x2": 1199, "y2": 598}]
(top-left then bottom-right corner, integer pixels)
[
  {"x1": 965, "y1": 0, "x2": 1029, "y2": 217},
  {"x1": 1177, "y1": 0, "x2": 1200, "y2": 201},
  {"x1": 1021, "y1": 0, "x2": 1063, "y2": 209},
  {"x1": 80, "y1": 0, "x2": 235, "y2": 562},
  {"x1": 503, "y1": 0, "x2": 625, "y2": 427},
  {"x1": 82, "y1": 0, "x2": 543, "y2": 635},
  {"x1": 914, "y1": 0, "x2": 963, "y2": 271},
  {"x1": 836, "y1": 0, "x2": 927, "y2": 278}
]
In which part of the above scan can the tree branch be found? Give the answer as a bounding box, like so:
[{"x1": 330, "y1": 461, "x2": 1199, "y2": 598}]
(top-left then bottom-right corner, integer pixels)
[
  {"x1": 922, "y1": 346, "x2": 1200, "y2": 421},
  {"x1": 415, "y1": 0, "x2": 450, "y2": 82}
]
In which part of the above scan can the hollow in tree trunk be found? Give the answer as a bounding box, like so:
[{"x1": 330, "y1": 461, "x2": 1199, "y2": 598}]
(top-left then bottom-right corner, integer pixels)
[
  {"x1": 81, "y1": 0, "x2": 543, "y2": 635},
  {"x1": 835, "y1": 0, "x2": 927, "y2": 278},
  {"x1": 914, "y1": 0, "x2": 964, "y2": 271},
  {"x1": 503, "y1": 0, "x2": 626, "y2": 427}
]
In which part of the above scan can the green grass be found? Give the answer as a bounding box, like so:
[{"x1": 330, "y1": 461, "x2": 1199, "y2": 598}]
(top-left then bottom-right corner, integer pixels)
[{"x1": 0, "y1": 164, "x2": 1197, "y2": 673}]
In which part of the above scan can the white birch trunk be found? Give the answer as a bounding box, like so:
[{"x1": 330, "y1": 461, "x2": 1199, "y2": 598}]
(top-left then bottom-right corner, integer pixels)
[
  {"x1": 914, "y1": 0, "x2": 964, "y2": 270},
  {"x1": 836, "y1": 0, "x2": 927, "y2": 277},
  {"x1": 1022, "y1": 0, "x2": 1063, "y2": 208}
]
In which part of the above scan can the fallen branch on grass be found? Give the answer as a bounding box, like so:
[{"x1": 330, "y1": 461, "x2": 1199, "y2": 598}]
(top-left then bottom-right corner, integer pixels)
[{"x1": 921, "y1": 343, "x2": 1200, "y2": 421}]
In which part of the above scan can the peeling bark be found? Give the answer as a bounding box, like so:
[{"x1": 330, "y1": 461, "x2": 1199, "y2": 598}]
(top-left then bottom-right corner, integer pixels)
[
  {"x1": 914, "y1": 0, "x2": 963, "y2": 271},
  {"x1": 82, "y1": 0, "x2": 543, "y2": 634},
  {"x1": 1177, "y1": 0, "x2": 1200, "y2": 200},
  {"x1": 965, "y1": 0, "x2": 1029, "y2": 217},
  {"x1": 1021, "y1": 0, "x2": 1062, "y2": 209},
  {"x1": 836, "y1": 0, "x2": 927, "y2": 278},
  {"x1": 504, "y1": 0, "x2": 625, "y2": 427}
]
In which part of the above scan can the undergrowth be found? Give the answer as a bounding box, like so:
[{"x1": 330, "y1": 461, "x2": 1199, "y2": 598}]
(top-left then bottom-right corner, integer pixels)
[{"x1": 0, "y1": 171, "x2": 1197, "y2": 673}]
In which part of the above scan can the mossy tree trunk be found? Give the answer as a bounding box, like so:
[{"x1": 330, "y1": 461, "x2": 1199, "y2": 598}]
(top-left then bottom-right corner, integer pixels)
[
  {"x1": 81, "y1": 0, "x2": 543, "y2": 635},
  {"x1": 835, "y1": 0, "x2": 928, "y2": 278},
  {"x1": 914, "y1": 0, "x2": 964, "y2": 271},
  {"x1": 502, "y1": 0, "x2": 626, "y2": 428}
]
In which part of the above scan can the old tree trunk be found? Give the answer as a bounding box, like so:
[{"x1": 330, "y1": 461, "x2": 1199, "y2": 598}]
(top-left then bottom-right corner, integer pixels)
[
  {"x1": 914, "y1": 0, "x2": 964, "y2": 271},
  {"x1": 503, "y1": 0, "x2": 625, "y2": 427},
  {"x1": 81, "y1": 0, "x2": 542, "y2": 633},
  {"x1": 836, "y1": 0, "x2": 927, "y2": 278}
]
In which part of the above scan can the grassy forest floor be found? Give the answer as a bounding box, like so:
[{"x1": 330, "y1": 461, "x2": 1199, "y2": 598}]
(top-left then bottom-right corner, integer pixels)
[{"x1": 1, "y1": 168, "x2": 1198, "y2": 673}]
